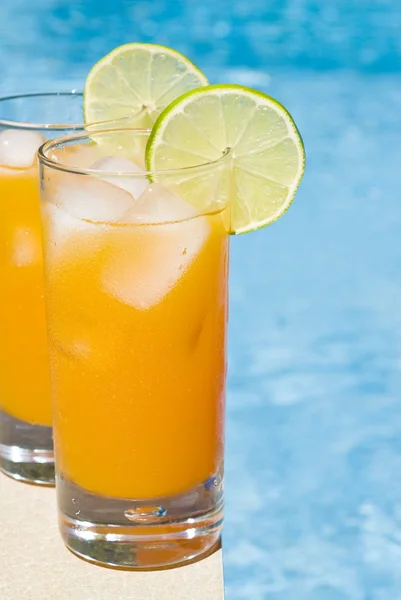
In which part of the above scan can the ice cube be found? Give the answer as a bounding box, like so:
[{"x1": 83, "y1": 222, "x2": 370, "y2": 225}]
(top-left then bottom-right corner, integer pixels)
[
  {"x1": 41, "y1": 201, "x2": 98, "y2": 263},
  {"x1": 49, "y1": 142, "x2": 102, "y2": 169},
  {"x1": 122, "y1": 183, "x2": 199, "y2": 224},
  {"x1": 101, "y1": 186, "x2": 210, "y2": 309},
  {"x1": 54, "y1": 336, "x2": 92, "y2": 361},
  {"x1": 51, "y1": 174, "x2": 135, "y2": 223},
  {"x1": 0, "y1": 129, "x2": 46, "y2": 168},
  {"x1": 49, "y1": 310, "x2": 96, "y2": 361},
  {"x1": 91, "y1": 156, "x2": 148, "y2": 199},
  {"x1": 11, "y1": 227, "x2": 42, "y2": 267}
]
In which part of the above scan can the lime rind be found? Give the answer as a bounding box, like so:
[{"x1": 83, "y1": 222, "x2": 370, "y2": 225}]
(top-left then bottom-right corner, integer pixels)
[{"x1": 146, "y1": 84, "x2": 305, "y2": 234}]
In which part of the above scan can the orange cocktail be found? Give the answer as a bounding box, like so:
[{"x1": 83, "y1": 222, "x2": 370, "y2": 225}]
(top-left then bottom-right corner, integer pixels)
[
  {"x1": 39, "y1": 128, "x2": 230, "y2": 568},
  {"x1": 0, "y1": 92, "x2": 85, "y2": 485}
]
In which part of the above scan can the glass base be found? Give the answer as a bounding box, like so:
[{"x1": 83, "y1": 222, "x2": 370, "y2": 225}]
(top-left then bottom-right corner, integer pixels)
[
  {"x1": 0, "y1": 409, "x2": 54, "y2": 486},
  {"x1": 58, "y1": 470, "x2": 224, "y2": 569}
]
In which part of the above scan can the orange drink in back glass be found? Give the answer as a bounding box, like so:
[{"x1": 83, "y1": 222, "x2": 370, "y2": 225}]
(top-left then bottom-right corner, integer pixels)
[{"x1": 0, "y1": 92, "x2": 86, "y2": 485}]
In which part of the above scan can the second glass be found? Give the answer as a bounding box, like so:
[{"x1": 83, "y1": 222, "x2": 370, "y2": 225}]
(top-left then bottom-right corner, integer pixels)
[
  {"x1": 39, "y1": 128, "x2": 230, "y2": 569},
  {"x1": 0, "y1": 92, "x2": 86, "y2": 485}
]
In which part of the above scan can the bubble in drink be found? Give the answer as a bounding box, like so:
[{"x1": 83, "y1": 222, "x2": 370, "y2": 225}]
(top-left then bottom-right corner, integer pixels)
[
  {"x1": 102, "y1": 184, "x2": 210, "y2": 310},
  {"x1": 91, "y1": 156, "x2": 148, "y2": 199},
  {"x1": 0, "y1": 129, "x2": 46, "y2": 168}
]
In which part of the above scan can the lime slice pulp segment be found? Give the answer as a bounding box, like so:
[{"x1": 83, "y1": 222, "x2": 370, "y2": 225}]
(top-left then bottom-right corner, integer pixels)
[
  {"x1": 84, "y1": 43, "x2": 209, "y2": 129},
  {"x1": 146, "y1": 84, "x2": 305, "y2": 234}
]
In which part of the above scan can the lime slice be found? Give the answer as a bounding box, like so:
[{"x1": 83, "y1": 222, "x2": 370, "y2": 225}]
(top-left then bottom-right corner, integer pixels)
[
  {"x1": 84, "y1": 43, "x2": 209, "y2": 129},
  {"x1": 146, "y1": 84, "x2": 305, "y2": 234}
]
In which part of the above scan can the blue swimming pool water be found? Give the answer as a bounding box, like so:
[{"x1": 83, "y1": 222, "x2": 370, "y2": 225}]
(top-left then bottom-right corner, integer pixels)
[{"x1": 1, "y1": 1, "x2": 401, "y2": 598}]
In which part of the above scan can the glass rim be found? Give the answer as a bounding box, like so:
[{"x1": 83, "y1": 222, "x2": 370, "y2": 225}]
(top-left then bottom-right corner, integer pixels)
[
  {"x1": 0, "y1": 90, "x2": 87, "y2": 130},
  {"x1": 38, "y1": 127, "x2": 232, "y2": 178}
]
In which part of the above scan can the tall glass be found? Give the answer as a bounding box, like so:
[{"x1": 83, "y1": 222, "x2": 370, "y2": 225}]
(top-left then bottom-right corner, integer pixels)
[
  {"x1": 38, "y1": 128, "x2": 230, "y2": 568},
  {"x1": 0, "y1": 92, "x2": 87, "y2": 485}
]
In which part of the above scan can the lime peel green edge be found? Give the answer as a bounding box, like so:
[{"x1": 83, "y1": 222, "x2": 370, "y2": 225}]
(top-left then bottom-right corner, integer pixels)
[{"x1": 146, "y1": 84, "x2": 306, "y2": 235}]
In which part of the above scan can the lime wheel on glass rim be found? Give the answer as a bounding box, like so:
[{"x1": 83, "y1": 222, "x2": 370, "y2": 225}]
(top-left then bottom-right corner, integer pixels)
[{"x1": 146, "y1": 84, "x2": 305, "y2": 234}]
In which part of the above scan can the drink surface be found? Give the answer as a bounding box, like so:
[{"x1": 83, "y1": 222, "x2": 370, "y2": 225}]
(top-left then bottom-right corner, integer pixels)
[
  {"x1": 41, "y1": 169, "x2": 229, "y2": 499},
  {"x1": 0, "y1": 168, "x2": 51, "y2": 426}
]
